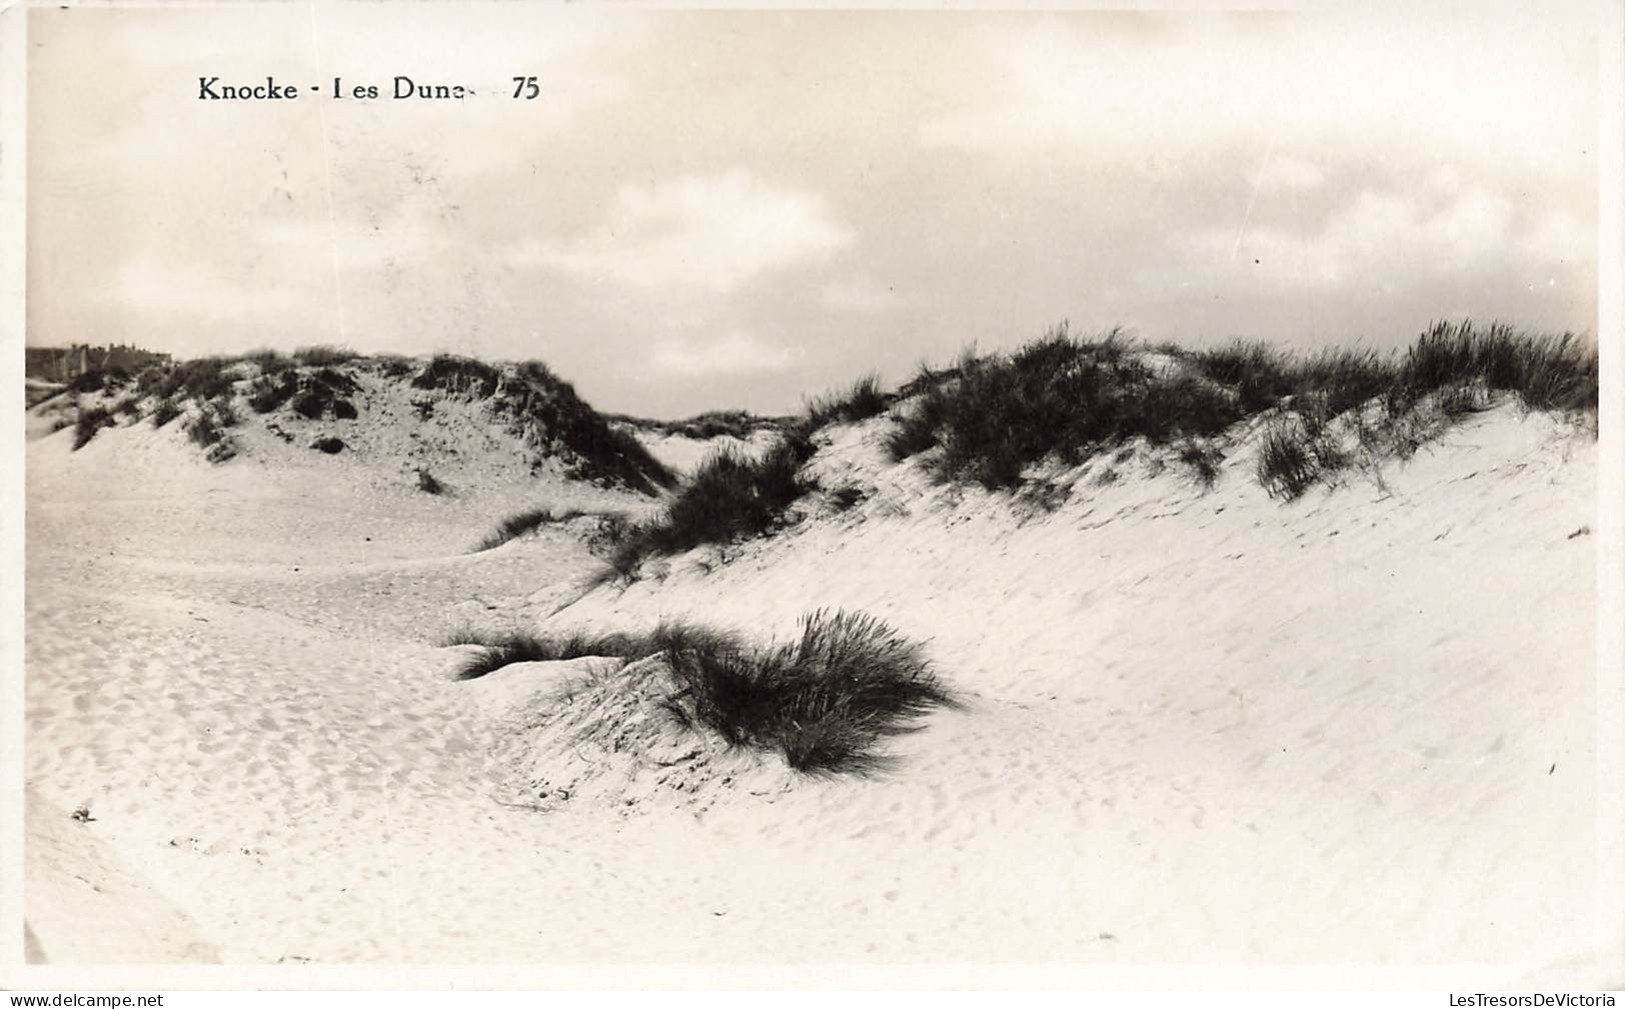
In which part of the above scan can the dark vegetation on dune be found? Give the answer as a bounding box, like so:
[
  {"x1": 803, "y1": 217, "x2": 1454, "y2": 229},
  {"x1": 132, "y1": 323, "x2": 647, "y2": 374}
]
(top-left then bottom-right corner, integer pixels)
[
  {"x1": 185, "y1": 399, "x2": 238, "y2": 448},
  {"x1": 46, "y1": 346, "x2": 672, "y2": 490},
  {"x1": 449, "y1": 609, "x2": 953, "y2": 774},
  {"x1": 412, "y1": 354, "x2": 674, "y2": 494},
  {"x1": 804, "y1": 374, "x2": 891, "y2": 430},
  {"x1": 883, "y1": 320, "x2": 1597, "y2": 500},
  {"x1": 471, "y1": 504, "x2": 630, "y2": 553},
  {"x1": 416, "y1": 468, "x2": 446, "y2": 495},
  {"x1": 42, "y1": 324, "x2": 1594, "y2": 514},
  {"x1": 292, "y1": 345, "x2": 363, "y2": 367},
  {"x1": 886, "y1": 324, "x2": 1288, "y2": 490},
  {"x1": 595, "y1": 428, "x2": 819, "y2": 583},
  {"x1": 150, "y1": 398, "x2": 181, "y2": 429},
  {"x1": 605, "y1": 409, "x2": 789, "y2": 441},
  {"x1": 584, "y1": 319, "x2": 1595, "y2": 585},
  {"x1": 72, "y1": 406, "x2": 114, "y2": 449},
  {"x1": 248, "y1": 363, "x2": 357, "y2": 420},
  {"x1": 587, "y1": 372, "x2": 909, "y2": 581},
  {"x1": 141, "y1": 357, "x2": 238, "y2": 403}
]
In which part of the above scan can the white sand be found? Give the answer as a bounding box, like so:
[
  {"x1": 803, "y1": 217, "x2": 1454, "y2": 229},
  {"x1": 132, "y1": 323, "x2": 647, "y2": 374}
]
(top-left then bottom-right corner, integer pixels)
[{"x1": 23, "y1": 391, "x2": 1603, "y2": 974}]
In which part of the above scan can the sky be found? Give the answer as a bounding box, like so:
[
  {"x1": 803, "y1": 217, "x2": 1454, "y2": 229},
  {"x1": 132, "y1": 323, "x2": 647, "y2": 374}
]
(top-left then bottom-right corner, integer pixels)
[{"x1": 26, "y1": 3, "x2": 1601, "y2": 418}]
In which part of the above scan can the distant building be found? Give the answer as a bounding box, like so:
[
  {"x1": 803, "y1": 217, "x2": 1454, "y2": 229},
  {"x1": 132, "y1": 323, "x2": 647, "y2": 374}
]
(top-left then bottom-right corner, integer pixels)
[{"x1": 24, "y1": 343, "x2": 171, "y2": 383}]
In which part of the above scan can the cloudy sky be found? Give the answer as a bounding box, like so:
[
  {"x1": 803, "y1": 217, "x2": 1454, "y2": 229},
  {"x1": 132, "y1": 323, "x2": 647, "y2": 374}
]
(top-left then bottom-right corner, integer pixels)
[{"x1": 28, "y1": 3, "x2": 1599, "y2": 417}]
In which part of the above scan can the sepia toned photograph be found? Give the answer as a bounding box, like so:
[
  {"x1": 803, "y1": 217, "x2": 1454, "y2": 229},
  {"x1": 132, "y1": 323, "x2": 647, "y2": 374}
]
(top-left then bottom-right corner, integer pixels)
[{"x1": 6, "y1": 0, "x2": 1621, "y2": 988}]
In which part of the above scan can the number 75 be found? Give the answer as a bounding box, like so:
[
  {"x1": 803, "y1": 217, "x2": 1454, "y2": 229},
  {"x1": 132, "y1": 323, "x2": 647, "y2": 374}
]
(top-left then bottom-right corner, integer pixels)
[{"x1": 511, "y1": 76, "x2": 539, "y2": 100}]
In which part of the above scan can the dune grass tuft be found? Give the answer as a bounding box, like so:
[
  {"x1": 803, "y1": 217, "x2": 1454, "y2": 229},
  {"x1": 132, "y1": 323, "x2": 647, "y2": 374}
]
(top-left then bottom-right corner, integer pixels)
[
  {"x1": 601, "y1": 429, "x2": 818, "y2": 579},
  {"x1": 471, "y1": 505, "x2": 597, "y2": 552},
  {"x1": 886, "y1": 324, "x2": 1238, "y2": 490},
  {"x1": 662, "y1": 609, "x2": 954, "y2": 774},
  {"x1": 416, "y1": 468, "x2": 446, "y2": 495},
  {"x1": 147, "y1": 357, "x2": 239, "y2": 403},
  {"x1": 1389, "y1": 320, "x2": 1597, "y2": 413},
  {"x1": 292, "y1": 345, "x2": 361, "y2": 367},
  {"x1": 244, "y1": 349, "x2": 296, "y2": 376},
  {"x1": 412, "y1": 354, "x2": 501, "y2": 398},
  {"x1": 1255, "y1": 416, "x2": 1345, "y2": 500},
  {"x1": 1176, "y1": 438, "x2": 1225, "y2": 490},
  {"x1": 805, "y1": 374, "x2": 890, "y2": 429},
  {"x1": 453, "y1": 610, "x2": 952, "y2": 774},
  {"x1": 150, "y1": 398, "x2": 181, "y2": 428},
  {"x1": 72, "y1": 406, "x2": 115, "y2": 450},
  {"x1": 288, "y1": 368, "x2": 360, "y2": 421},
  {"x1": 186, "y1": 410, "x2": 223, "y2": 448},
  {"x1": 248, "y1": 372, "x2": 299, "y2": 413}
]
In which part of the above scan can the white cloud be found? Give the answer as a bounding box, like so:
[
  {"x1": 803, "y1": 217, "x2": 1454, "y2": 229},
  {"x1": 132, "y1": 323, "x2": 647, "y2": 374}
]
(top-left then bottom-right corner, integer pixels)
[
  {"x1": 1182, "y1": 182, "x2": 1572, "y2": 291},
  {"x1": 650, "y1": 330, "x2": 800, "y2": 377},
  {"x1": 920, "y1": 12, "x2": 1593, "y2": 183},
  {"x1": 1524, "y1": 209, "x2": 1589, "y2": 264},
  {"x1": 515, "y1": 172, "x2": 850, "y2": 293},
  {"x1": 110, "y1": 257, "x2": 313, "y2": 323},
  {"x1": 1255, "y1": 155, "x2": 1325, "y2": 191}
]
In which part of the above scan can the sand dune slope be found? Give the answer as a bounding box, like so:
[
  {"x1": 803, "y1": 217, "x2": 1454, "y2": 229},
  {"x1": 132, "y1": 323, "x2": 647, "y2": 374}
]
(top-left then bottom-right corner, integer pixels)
[
  {"x1": 22, "y1": 401, "x2": 1601, "y2": 972},
  {"x1": 556, "y1": 404, "x2": 1600, "y2": 966}
]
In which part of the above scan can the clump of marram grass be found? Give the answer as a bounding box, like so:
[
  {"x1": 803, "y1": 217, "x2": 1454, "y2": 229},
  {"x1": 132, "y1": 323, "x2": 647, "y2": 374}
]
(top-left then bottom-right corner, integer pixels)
[
  {"x1": 244, "y1": 349, "x2": 296, "y2": 376},
  {"x1": 1388, "y1": 320, "x2": 1597, "y2": 413},
  {"x1": 371, "y1": 353, "x2": 419, "y2": 378},
  {"x1": 1188, "y1": 339, "x2": 1300, "y2": 414},
  {"x1": 804, "y1": 373, "x2": 889, "y2": 429},
  {"x1": 471, "y1": 505, "x2": 598, "y2": 552},
  {"x1": 184, "y1": 402, "x2": 240, "y2": 463},
  {"x1": 292, "y1": 345, "x2": 361, "y2": 367},
  {"x1": 71, "y1": 406, "x2": 115, "y2": 449},
  {"x1": 1176, "y1": 438, "x2": 1225, "y2": 490},
  {"x1": 1255, "y1": 415, "x2": 1347, "y2": 500},
  {"x1": 148, "y1": 357, "x2": 239, "y2": 402},
  {"x1": 453, "y1": 610, "x2": 952, "y2": 775},
  {"x1": 150, "y1": 398, "x2": 181, "y2": 428},
  {"x1": 416, "y1": 468, "x2": 445, "y2": 495},
  {"x1": 248, "y1": 371, "x2": 299, "y2": 413},
  {"x1": 289, "y1": 368, "x2": 359, "y2": 421},
  {"x1": 887, "y1": 324, "x2": 1238, "y2": 490},
  {"x1": 411, "y1": 354, "x2": 502, "y2": 398},
  {"x1": 601, "y1": 429, "x2": 818, "y2": 581},
  {"x1": 186, "y1": 410, "x2": 223, "y2": 448},
  {"x1": 661, "y1": 610, "x2": 955, "y2": 774},
  {"x1": 828, "y1": 484, "x2": 868, "y2": 512}
]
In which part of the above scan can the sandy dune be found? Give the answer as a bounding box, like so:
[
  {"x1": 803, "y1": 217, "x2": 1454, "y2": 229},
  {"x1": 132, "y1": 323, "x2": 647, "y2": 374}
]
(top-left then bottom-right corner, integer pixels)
[{"x1": 22, "y1": 396, "x2": 1603, "y2": 973}]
